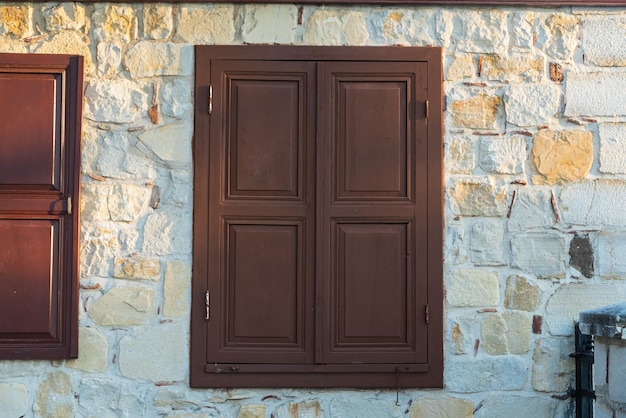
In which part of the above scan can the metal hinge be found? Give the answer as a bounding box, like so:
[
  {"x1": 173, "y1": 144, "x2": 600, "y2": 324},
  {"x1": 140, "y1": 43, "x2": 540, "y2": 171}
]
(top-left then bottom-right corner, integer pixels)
[
  {"x1": 205, "y1": 291, "x2": 210, "y2": 321},
  {"x1": 208, "y1": 85, "x2": 213, "y2": 115},
  {"x1": 425, "y1": 304, "x2": 430, "y2": 325},
  {"x1": 425, "y1": 99, "x2": 429, "y2": 119},
  {"x1": 67, "y1": 195, "x2": 72, "y2": 216}
]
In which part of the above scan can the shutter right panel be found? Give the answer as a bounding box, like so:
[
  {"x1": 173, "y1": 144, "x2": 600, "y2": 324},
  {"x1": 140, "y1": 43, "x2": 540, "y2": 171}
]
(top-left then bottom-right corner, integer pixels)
[{"x1": 318, "y1": 61, "x2": 429, "y2": 365}]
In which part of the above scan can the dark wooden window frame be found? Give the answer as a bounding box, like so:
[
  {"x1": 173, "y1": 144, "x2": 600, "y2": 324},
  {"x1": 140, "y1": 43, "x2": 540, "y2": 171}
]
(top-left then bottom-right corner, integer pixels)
[
  {"x1": 0, "y1": 54, "x2": 83, "y2": 359},
  {"x1": 192, "y1": 45, "x2": 443, "y2": 388}
]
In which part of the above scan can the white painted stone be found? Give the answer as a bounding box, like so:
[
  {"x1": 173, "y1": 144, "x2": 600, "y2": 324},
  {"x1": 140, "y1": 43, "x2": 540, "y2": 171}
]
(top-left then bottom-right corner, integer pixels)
[
  {"x1": 475, "y1": 395, "x2": 557, "y2": 418},
  {"x1": 445, "y1": 224, "x2": 467, "y2": 265},
  {"x1": 175, "y1": 5, "x2": 236, "y2": 44},
  {"x1": 124, "y1": 42, "x2": 193, "y2": 78},
  {"x1": 505, "y1": 84, "x2": 560, "y2": 127},
  {"x1": 435, "y1": 10, "x2": 454, "y2": 48},
  {"x1": 536, "y1": 14, "x2": 579, "y2": 60},
  {"x1": 608, "y1": 340, "x2": 626, "y2": 403},
  {"x1": 96, "y1": 41, "x2": 123, "y2": 77},
  {"x1": 80, "y1": 227, "x2": 118, "y2": 277},
  {"x1": 481, "y1": 311, "x2": 531, "y2": 355},
  {"x1": 242, "y1": 5, "x2": 297, "y2": 44},
  {"x1": 107, "y1": 183, "x2": 152, "y2": 222},
  {"x1": 153, "y1": 388, "x2": 210, "y2": 410},
  {"x1": 0, "y1": 361, "x2": 42, "y2": 378},
  {"x1": 446, "y1": 136, "x2": 475, "y2": 174},
  {"x1": 138, "y1": 124, "x2": 192, "y2": 164},
  {"x1": 447, "y1": 269, "x2": 500, "y2": 307},
  {"x1": 43, "y1": 3, "x2": 86, "y2": 31},
  {"x1": 470, "y1": 220, "x2": 505, "y2": 266},
  {"x1": 34, "y1": 372, "x2": 74, "y2": 417},
  {"x1": 0, "y1": 37, "x2": 27, "y2": 53},
  {"x1": 94, "y1": 131, "x2": 156, "y2": 179},
  {"x1": 510, "y1": 12, "x2": 535, "y2": 52},
  {"x1": 455, "y1": 10, "x2": 508, "y2": 54},
  {"x1": 89, "y1": 286, "x2": 156, "y2": 326},
  {"x1": 479, "y1": 136, "x2": 526, "y2": 174},
  {"x1": 330, "y1": 397, "x2": 401, "y2": 418},
  {"x1": 66, "y1": 327, "x2": 108, "y2": 373},
  {"x1": 510, "y1": 233, "x2": 567, "y2": 278},
  {"x1": 32, "y1": 30, "x2": 93, "y2": 74},
  {"x1": 85, "y1": 79, "x2": 149, "y2": 124},
  {"x1": 532, "y1": 337, "x2": 575, "y2": 392},
  {"x1": 81, "y1": 184, "x2": 112, "y2": 221},
  {"x1": 597, "y1": 233, "x2": 626, "y2": 277},
  {"x1": 92, "y1": 4, "x2": 138, "y2": 42},
  {"x1": 595, "y1": 337, "x2": 609, "y2": 394},
  {"x1": 79, "y1": 378, "x2": 147, "y2": 418},
  {"x1": 410, "y1": 396, "x2": 473, "y2": 417},
  {"x1": 561, "y1": 180, "x2": 626, "y2": 227},
  {"x1": 164, "y1": 261, "x2": 190, "y2": 317},
  {"x1": 582, "y1": 16, "x2": 626, "y2": 66},
  {"x1": 143, "y1": 211, "x2": 193, "y2": 256},
  {"x1": 508, "y1": 188, "x2": 556, "y2": 232},
  {"x1": 599, "y1": 123, "x2": 626, "y2": 174},
  {"x1": 445, "y1": 356, "x2": 527, "y2": 392},
  {"x1": 161, "y1": 78, "x2": 193, "y2": 119},
  {"x1": 448, "y1": 178, "x2": 508, "y2": 217},
  {"x1": 143, "y1": 4, "x2": 173, "y2": 40},
  {"x1": 565, "y1": 72, "x2": 626, "y2": 117},
  {"x1": 545, "y1": 282, "x2": 626, "y2": 336},
  {"x1": 119, "y1": 322, "x2": 187, "y2": 382},
  {"x1": 0, "y1": 383, "x2": 28, "y2": 418},
  {"x1": 276, "y1": 400, "x2": 323, "y2": 418},
  {"x1": 304, "y1": 9, "x2": 368, "y2": 45}
]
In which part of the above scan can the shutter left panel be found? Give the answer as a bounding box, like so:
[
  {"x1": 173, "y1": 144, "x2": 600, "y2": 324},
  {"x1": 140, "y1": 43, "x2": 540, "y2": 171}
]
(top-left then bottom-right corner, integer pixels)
[
  {"x1": 206, "y1": 60, "x2": 316, "y2": 366},
  {"x1": 0, "y1": 55, "x2": 83, "y2": 359}
]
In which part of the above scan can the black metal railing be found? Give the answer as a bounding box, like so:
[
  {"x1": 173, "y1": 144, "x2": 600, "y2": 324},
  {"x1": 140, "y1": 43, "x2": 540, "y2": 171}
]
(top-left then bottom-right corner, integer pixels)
[{"x1": 570, "y1": 323, "x2": 595, "y2": 418}]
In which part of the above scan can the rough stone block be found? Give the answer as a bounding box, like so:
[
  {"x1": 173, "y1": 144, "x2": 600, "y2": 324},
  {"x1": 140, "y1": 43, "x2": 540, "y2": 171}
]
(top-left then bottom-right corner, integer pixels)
[
  {"x1": 532, "y1": 337, "x2": 575, "y2": 392},
  {"x1": 505, "y1": 84, "x2": 560, "y2": 127},
  {"x1": 138, "y1": 124, "x2": 193, "y2": 164},
  {"x1": 608, "y1": 340, "x2": 626, "y2": 404},
  {"x1": 124, "y1": 42, "x2": 193, "y2": 78},
  {"x1": 89, "y1": 286, "x2": 156, "y2": 326},
  {"x1": 330, "y1": 397, "x2": 401, "y2": 417},
  {"x1": 119, "y1": 322, "x2": 187, "y2": 382},
  {"x1": 410, "y1": 396, "x2": 473, "y2": 417},
  {"x1": 481, "y1": 55, "x2": 544, "y2": 82},
  {"x1": 304, "y1": 9, "x2": 368, "y2": 45},
  {"x1": 449, "y1": 94, "x2": 502, "y2": 130},
  {"x1": 94, "y1": 131, "x2": 157, "y2": 180},
  {"x1": 569, "y1": 234, "x2": 594, "y2": 278},
  {"x1": 175, "y1": 5, "x2": 236, "y2": 44},
  {"x1": 510, "y1": 233, "x2": 567, "y2": 278},
  {"x1": 449, "y1": 178, "x2": 508, "y2": 217},
  {"x1": 599, "y1": 123, "x2": 626, "y2": 174},
  {"x1": 96, "y1": 40, "x2": 123, "y2": 77},
  {"x1": 479, "y1": 136, "x2": 526, "y2": 174},
  {"x1": 143, "y1": 211, "x2": 193, "y2": 256},
  {"x1": 561, "y1": 180, "x2": 626, "y2": 227},
  {"x1": 35, "y1": 372, "x2": 73, "y2": 418},
  {"x1": 93, "y1": 4, "x2": 137, "y2": 42},
  {"x1": 545, "y1": 282, "x2": 626, "y2": 336},
  {"x1": 79, "y1": 378, "x2": 147, "y2": 417},
  {"x1": 43, "y1": 3, "x2": 86, "y2": 31},
  {"x1": 242, "y1": 5, "x2": 297, "y2": 44},
  {"x1": 80, "y1": 227, "x2": 118, "y2": 277},
  {"x1": 84, "y1": 79, "x2": 149, "y2": 123},
  {"x1": 510, "y1": 11, "x2": 535, "y2": 51},
  {"x1": 481, "y1": 311, "x2": 531, "y2": 355},
  {"x1": 114, "y1": 257, "x2": 160, "y2": 281},
  {"x1": 32, "y1": 30, "x2": 93, "y2": 74},
  {"x1": 0, "y1": 383, "x2": 28, "y2": 418},
  {"x1": 565, "y1": 72, "x2": 626, "y2": 117},
  {"x1": 164, "y1": 261, "x2": 191, "y2": 317},
  {"x1": 447, "y1": 269, "x2": 500, "y2": 307},
  {"x1": 469, "y1": 220, "x2": 505, "y2": 266},
  {"x1": 455, "y1": 10, "x2": 507, "y2": 54},
  {"x1": 0, "y1": 5, "x2": 32, "y2": 38},
  {"x1": 108, "y1": 183, "x2": 152, "y2": 222},
  {"x1": 81, "y1": 184, "x2": 112, "y2": 222},
  {"x1": 446, "y1": 136, "x2": 475, "y2": 174},
  {"x1": 536, "y1": 14, "x2": 579, "y2": 60},
  {"x1": 445, "y1": 54, "x2": 475, "y2": 80},
  {"x1": 238, "y1": 404, "x2": 267, "y2": 418},
  {"x1": 161, "y1": 78, "x2": 193, "y2": 119},
  {"x1": 505, "y1": 275, "x2": 541, "y2": 311},
  {"x1": 143, "y1": 4, "x2": 172, "y2": 39},
  {"x1": 532, "y1": 129, "x2": 593, "y2": 185},
  {"x1": 597, "y1": 233, "x2": 626, "y2": 278},
  {"x1": 66, "y1": 327, "x2": 108, "y2": 372},
  {"x1": 153, "y1": 387, "x2": 209, "y2": 410},
  {"x1": 446, "y1": 224, "x2": 467, "y2": 265},
  {"x1": 582, "y1": 16, "x2": 626, "y2": 66},
  {"x1": 276, "y1": 400, "x2": 324, "y2": 418},
  {"x1": 474, "y1": 395, "x2": 558, "y2": 418},
  {"x1": 508, "y1": 188, "x2": 555, "y2": 232},
  {"x1": 445, "y1": 356, "x2": 527, "y2": 392}
]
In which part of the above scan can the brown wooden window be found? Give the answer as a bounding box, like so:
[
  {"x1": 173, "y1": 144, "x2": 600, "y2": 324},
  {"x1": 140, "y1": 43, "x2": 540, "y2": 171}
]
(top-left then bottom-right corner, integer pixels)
[
  {"x1": 191, "y1": 46, "x2": 442, "y2": 388},
  {"x1": 0, "y1": 54, "x2": 83, "y2": 359}
]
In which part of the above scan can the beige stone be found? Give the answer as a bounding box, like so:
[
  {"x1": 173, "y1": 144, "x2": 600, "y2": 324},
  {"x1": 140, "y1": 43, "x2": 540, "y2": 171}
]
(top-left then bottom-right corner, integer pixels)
[
  {"x1": 66, "y1": 327, "x2": 108, "y2": 372},
  {"x1": 242, "y1": 5, "x2": 298, "y2": 44},
  {"x1": 238, "y1": 404, "x2": 267, "y2": 418},
  {"x1": 108, "y1": 183, "x2": 152, "y2": 222},
  {"x1": 164, "y1": 261, "x2": 190, "y2": 317},
  {"x1": 124, "y1": 42, "x2": 193, "y2": 78},
  {"x1": 448, "y1": 269, "x2": 500, "y2": 307},
  {"x1": 505, "y1": 275, "x2": 541, "y2": 311},
  {"x1": 94, "y1": 4, "x2": 137, "y2": 42},
  {"x1": 482, "y1": 311, "x2": 531, "y2": 355},
  {"x1": 80, "y1": 227, "x2": 119, "y2": 277},
  {"x1": 143, "y1": 4, "x2": 172, "y2": 39},
  {"x1": 276, "y1": 401, "x2": 324, "y2": 418},
  {"x1": 447, "y1": 136, "x2": 475, "y2": 174},
  {"x1": 446, "y1": 54, "x2": 475, "y2": 80},
  {"x1": 33, "y1": 30, "x2": 94, "y2": 74},
  {"x1": 532, "y1": 338, "x2": 575, "y2": 392},
  {"x1": 89, "y1": 286, "x2": 156, "y2": 326},
  {"x1": 532, "y1": 130, "x2": 593, "y2": 185},
  {"x1": 43, "y1": 3, "x2": 86, "y2": 31},
  {"x1": 0, "y1": 5, "x2": 32, "y2": 38},
  {"x1": 34, "y1": 372, "x2": 73, "y2": 418},
  {"x1": 81, "y1": 184, "x2": 112, "y2": 221},
  {"x1": 114, "y1": 257, "x2": 160, "y2": 281},
  {"x1": 481, "y1": 55, "x2": 544, "y2": 82},
  {"x1": 138, "y1": 124, "x2": 193, "y2": 164},
  {"x1": 411, "y1": 397, "x2": 474, "y2": 418},
  {"x1": 449, "y1": 179, "x2": 508, "y2": 217},
  {"x1": 0, "y1": 37, "x2": 27, "y2": 53},
  {"x1": 304, "y1": 9, "x2": 368, "y2": 45},
  {"x1": 175, "y1": 5, "x2": 236, "y2": 44},
  {"x1": 450, "y1": 95, "x2": 502, "y2": 130}
]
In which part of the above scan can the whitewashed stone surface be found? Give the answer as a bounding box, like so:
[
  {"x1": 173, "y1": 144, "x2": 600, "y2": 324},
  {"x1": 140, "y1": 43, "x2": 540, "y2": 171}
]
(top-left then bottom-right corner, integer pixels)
[{"x1": 1, "y1": 3, "x2": 626, "y2": 417}]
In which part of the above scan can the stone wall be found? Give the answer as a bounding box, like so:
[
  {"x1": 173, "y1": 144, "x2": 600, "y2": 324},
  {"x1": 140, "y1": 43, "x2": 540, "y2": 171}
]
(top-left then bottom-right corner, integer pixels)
[{"x1": 1, "y1": 2, "x2": 625, "y2": 417}]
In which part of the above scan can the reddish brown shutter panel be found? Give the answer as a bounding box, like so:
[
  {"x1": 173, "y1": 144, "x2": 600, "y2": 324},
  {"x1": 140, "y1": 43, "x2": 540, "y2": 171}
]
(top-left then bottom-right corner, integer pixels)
[{"x1": 0, "y1": 54, "x2": 83, "y2": 359}]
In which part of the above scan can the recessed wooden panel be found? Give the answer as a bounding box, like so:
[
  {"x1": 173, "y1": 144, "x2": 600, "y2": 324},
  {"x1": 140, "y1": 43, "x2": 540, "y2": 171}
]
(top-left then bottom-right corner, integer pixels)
[
  {"x1": 225, "y1": 222, "x2": 302, "y2": 347},
  {"x1": 332, "y1": 223, "x2": 412, "y2": 351},
  {"x1": 0, "y1": 219, "x2": 59, "y2": 339},
  {"x1": 0, "y1": 74, "x2": 61, "y2": 190},
  {"x1": 336, "y1": 81, "x2": 408, "y2": 199},
  {"x1": 226, "y1": 76, "x2": 304, "y2": 200}
]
